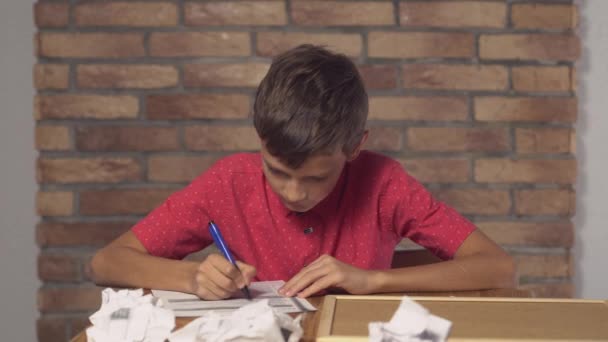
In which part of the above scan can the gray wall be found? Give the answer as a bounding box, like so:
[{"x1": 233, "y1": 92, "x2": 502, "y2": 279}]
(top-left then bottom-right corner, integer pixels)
[
  {"x1": 575, "y1": 0, "x2": 608, "y2": 299},
  {"x1": 0, "y1": 0, "x2": 38, "y2": 340}
]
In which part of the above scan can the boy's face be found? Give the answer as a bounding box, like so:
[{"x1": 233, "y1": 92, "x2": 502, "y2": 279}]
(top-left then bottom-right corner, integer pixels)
[{"x1": 261, "y1": 144, "x2": 348, "y2": 213}]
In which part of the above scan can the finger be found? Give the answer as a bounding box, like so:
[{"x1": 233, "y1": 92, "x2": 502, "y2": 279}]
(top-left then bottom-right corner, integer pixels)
[
  {"x1": 198, "y1": 259, "x2": 239, "y2": 294},
  {"x1": 297, "y1": 274, "x2": 336, "y2": 298},
  {"x1": 235, "y1": 261, "x2": 257, "y2": 286},
  {"x1": 195, "y1": 272, "x2": 229, "y2": 300},
  {"x1": 201, "y1": 279, "x2": 230, "y2": 300},
  {"x1": 296, "y1": 254, "x2": 330, "y2": 273},
  {"x1": 207, "y1": 254, "x2": 242, "y2": 280},
  {"x1": 308, "y1": 254, "x2": 331, "y2": 267},
  {"x1": 207, "y1": 263, "x2": 240, "y2": 293},
  {"x1": 282, "y1": 266, "x2": 330, "y2": 297},
  {"x1": 281, "y1": 257, "x2": 327, "y2": 289},
  {"x1": 281, "y1": 258, "x2": 329, "y2": 294}
]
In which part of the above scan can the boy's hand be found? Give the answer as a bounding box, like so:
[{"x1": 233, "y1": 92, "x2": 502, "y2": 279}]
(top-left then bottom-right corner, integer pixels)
[
  {"x1": 278, "y1": 254, "x2": 377, "y2": 298},
  {"x1": 191, "y1": 253, "x2": 256, "y2": 300}
]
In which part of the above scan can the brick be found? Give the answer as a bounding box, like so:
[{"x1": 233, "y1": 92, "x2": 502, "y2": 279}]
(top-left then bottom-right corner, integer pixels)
[
  {"x1": 82, "y1": 256, "x2": 95, "y2": 282},
  {"x1": 77, "y1": 65, "x2": 178, "y2": 89},
  {"x1": 512, "y1": 66, "x2": 572, "y2": 92},
  {"x1": 400, "y1": 159, "x2": 469, "y2": 183},
  {"x1": 515, "y1": 189, "x2": 575, "y2": 216},
  {"x1": 516, "y1": 128, "x2": 572, "y2": 154},
  {"x1": 37, "y1": 316, "x2": 68, "y2": 342},
  {"x1": 36, "y1": 221, "x2": 134, "y2": 247},
  {"x1": 75, "y1": 2, "x2": 177, "y2": 27},
  {"x1": 400, "y1": 1, "x2": 506, "y2": 28},
  {"x1": 69, "y1": 316, "x2": 91, "y2": 339},
  {"x1": 185, "y1": 1, "x2": 286, "y2": 26},
  {"x1": 512, "y1": 4, "x2": 576, "y2": 30},
  {"x1": 37, "y1": 33, "x2": 145, "y2": 58},
  {"x1": 36, "y1": 191, "x2": 73, "y2": 216},
  {"x1": 38, "y1": 254, "x2": 80, "y2": 282},
  {"x1": 35, "y1": 126, "x2": 71, "y2": 151},
  {"x1": 407, "y1": 127, "x2": 510, "y2": 152},
  {"x1": 519, "y1": 283, "x2": 573, "y2": 298},
  {"x1": 34, "y1": 64, "x2": 69, "y2": 90},
  {"x1": 369, "y1": 32, "x2": 474, "y2": 58},
  {"x1": 369, "y1": 96, "x2": 468, "y2": 121},
  {"x1": 34, "y1": 2, "x2": 69, "y2": 28},
  {"x1": 292, "y1": 1, "x2": 394, "y2": 26},
  {"x1": 474, "y1": 97, "x2": 577, "y2": 123},
  {"x1": 476, "y1": 221, "x2": 573, "y2": 247},
  {"x1": 148, "y1": 155, "x2": 221, "y2": 182},
  {"x1": 475, "y1": 159, "x2": 576, "y2": 184},
  {"x1": 358, "y1": 65, "x2": 398, "y2": 90},
  {"x1": 38, "y1": 287, "x2": 102, "y2": 313},
  {"x1": 147, "y1": 94, "x2": 250, "y2": 120},
  {"x1": 185, "y1": 126, "x2": 260, "y2": 151},
  {"x1": 37, "y1": 157, "x2": 141, "y2": 184},
  {"x1": 515, "y1": 254, "x2": 570, "y2": 278},
  {"x1": 184, "y1": 63, "x2": 269, "y2": 88},
  {"x1": 35, "y1": 95, "x2": 139, "y2": 120},
  {"x1": 256, "y1": 32, "x2": 362, "y2": 58},
  {"x1": 403, "y1": 64, "x2": 508, "y2": 91},
  {"x1": 80, "y1": 189, "x2": 176, "y2": 215},
  {"x1": 149, "y1": 32, "x2": 250, "y2": 57},
  {"x1": 479, "y1": 34, "x2": 579, "y2": 61},
  {"x1": 75, "y1": 126, "x2": 179, "y2": 152},
  {"x1": 433, "y1": 189, "x2": 511, "y2": 215},
  {"x1": 365, "y1": 127, "x2": 402, "y2": 151}
]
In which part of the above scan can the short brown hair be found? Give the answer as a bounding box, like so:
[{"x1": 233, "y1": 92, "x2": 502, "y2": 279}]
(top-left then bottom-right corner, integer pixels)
[{"x1": 253, "y1": 44, "x2": 368, "y2": 168}]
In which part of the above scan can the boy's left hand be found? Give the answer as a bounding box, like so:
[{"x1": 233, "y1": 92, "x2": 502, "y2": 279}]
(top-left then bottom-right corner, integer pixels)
[{"x1": 278, "y1": 254, "x2": 376, "y2": 298}]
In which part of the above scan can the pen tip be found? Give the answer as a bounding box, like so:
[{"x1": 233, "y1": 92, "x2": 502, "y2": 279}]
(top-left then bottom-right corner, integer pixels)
[{"x1": 243, "y1": 287, "x2": 252, "y2": 300}]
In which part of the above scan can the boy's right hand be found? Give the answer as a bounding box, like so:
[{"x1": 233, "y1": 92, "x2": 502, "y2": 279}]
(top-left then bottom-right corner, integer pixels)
[{"x1": 190, "y1": 253, "x2": 256, "y2": 300}]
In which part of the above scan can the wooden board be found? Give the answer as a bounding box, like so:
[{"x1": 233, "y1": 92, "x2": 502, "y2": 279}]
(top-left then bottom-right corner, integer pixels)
[{"x1": 317, "y1": 295, "x2": 608, "y2": 341}]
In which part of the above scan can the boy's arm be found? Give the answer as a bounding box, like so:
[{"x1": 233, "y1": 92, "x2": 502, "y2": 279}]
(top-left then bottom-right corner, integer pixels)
[
  {"x1": 90, "y1": 230, "x2": 198, "y2": 293},
  {"x1": 90, "y1": 155, "x2": 258, "y2": 299},
  {"x1": 280, "y1": 229, "x2": 515, "y2": 298},
  {"x1": 372, "y1": 163, "x2": 516, "y2": 293},
  {"x1": 368, "y1": 229, "x2": 517, "y2": 293},
  {"x1": 89, "y1": 230, "x2": 256, "y2": 299}
]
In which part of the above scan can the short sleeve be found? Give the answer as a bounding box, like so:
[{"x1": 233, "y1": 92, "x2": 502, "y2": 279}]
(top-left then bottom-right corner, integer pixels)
[
  {"x1": 380, "y1": 165, "x2": 476, "y2": 260},
  {"x1": 131, "y1": 169, "x2": 219, "y2": 260}
]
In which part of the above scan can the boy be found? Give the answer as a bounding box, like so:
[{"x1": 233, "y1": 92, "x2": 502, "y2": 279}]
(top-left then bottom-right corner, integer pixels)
[{"x1": 90, "y1": 45, "x2": 515, "y2": 300}]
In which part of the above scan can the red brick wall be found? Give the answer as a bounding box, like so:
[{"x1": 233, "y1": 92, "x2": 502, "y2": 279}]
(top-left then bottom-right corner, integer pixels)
[{"x1": 34, "y1": 1, "x2": 579, "y2": 340}]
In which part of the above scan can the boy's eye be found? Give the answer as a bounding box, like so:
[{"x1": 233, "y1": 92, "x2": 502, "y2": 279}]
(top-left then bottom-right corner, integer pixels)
[{"x1": 270, "y1": 167, "x2": 288, "y2": 178}]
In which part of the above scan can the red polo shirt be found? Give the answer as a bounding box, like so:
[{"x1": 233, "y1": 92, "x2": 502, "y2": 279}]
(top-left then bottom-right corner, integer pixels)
[{"x1": 132, "y1": 151, "x2": 476, "y2": 281}]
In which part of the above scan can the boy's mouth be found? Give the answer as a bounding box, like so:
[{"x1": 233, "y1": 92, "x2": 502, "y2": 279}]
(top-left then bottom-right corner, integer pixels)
[{"x1": 281, "y1": 200, "x2": 309, "y2": 212}]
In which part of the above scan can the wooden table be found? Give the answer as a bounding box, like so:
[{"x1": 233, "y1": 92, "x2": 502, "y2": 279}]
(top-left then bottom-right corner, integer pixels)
[{"x1": 70, "y1": 288, "x2": 532, "y2": 342}]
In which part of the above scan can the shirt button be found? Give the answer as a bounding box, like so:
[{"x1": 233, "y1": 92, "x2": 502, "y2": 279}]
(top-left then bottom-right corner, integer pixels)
[{"x1": 303, "y1": 227, "x2": 314, "y2": 235}]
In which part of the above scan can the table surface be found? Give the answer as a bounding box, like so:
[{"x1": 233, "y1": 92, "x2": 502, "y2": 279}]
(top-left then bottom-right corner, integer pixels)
[{"x1": 70, "y1": 288, "x2": 533, "y2": 342}]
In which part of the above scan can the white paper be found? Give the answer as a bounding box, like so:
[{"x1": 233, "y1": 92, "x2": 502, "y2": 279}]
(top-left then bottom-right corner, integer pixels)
[
  {"x1": 368, "y1": 297, "x2": 452, "y2": 342},
  {"x1": 152, "y1": 280, "x2": 316, "y2": 317},
  {"x1": 168, "y1": 299, "x2": 303, "y2": 342},
  {"x1": 86, "y1": 288, "x2": 175, "y2": 342}
]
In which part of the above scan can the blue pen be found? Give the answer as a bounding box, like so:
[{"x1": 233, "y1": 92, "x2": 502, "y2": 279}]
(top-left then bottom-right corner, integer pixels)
[{"x1": 208, "y1": 221, "x2": 252, "y2": 300}]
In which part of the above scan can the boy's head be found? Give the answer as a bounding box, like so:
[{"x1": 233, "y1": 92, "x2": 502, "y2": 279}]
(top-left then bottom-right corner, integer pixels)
[
  {"x1": 253, "y1": 44, "x2": 368, "y2": 168},
  {"x1": 253, "y1": 45, "x2": 369, "y2": 212}
]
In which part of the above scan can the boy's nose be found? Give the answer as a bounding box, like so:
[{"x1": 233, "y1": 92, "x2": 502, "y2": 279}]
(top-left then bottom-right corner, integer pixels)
[{"x1": 284, "y1": 181, "x2": 307, "y2": 202}]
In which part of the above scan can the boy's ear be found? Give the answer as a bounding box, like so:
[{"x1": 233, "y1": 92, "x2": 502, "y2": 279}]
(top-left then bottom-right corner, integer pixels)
[{"x1": 346, "y1": 130, "x2": 369, "y2": 162}]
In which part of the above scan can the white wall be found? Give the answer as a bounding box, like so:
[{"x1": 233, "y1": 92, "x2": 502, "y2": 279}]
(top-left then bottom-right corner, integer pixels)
[
  {"x1": 575, "y1": 0, "x2": 608, "y2": 299},
  {"x1": 0, "y1": 0, "x2": 38, "y2": 340}
]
